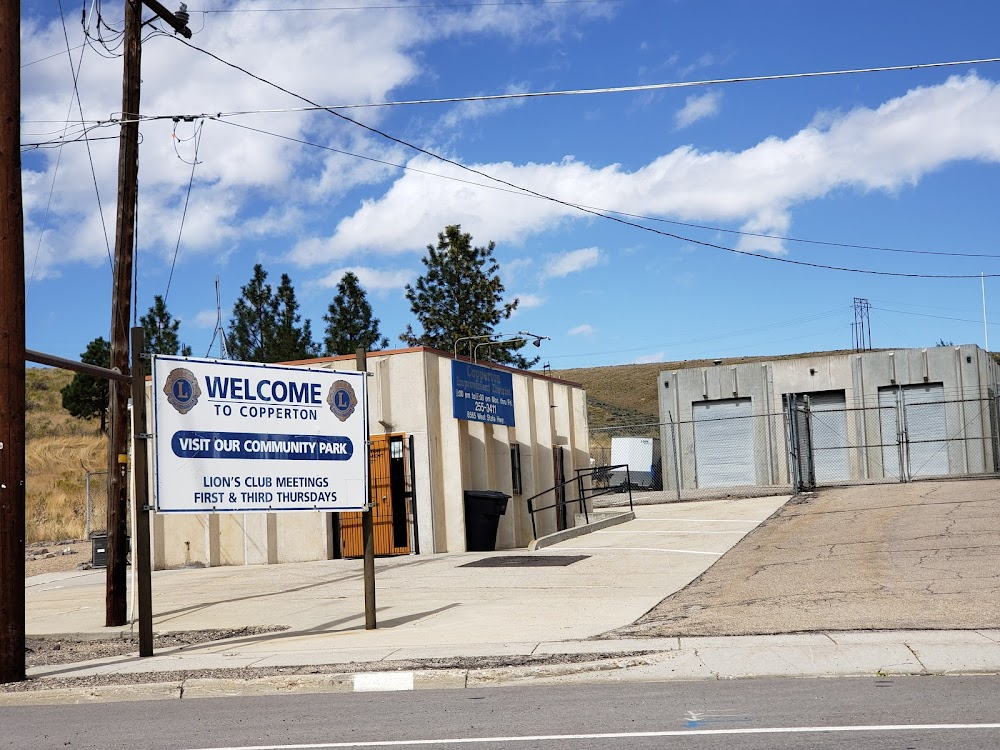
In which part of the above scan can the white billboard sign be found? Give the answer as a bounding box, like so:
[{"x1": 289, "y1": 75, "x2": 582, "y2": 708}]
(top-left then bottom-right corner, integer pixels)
[{"x1": 152, "y1": 356, "x2": 368, "y2": 513}]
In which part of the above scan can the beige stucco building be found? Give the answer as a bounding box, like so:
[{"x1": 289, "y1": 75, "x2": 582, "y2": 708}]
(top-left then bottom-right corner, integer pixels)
[{"x1": 144, "y1": 347, "x2": 590, "y2": 569}]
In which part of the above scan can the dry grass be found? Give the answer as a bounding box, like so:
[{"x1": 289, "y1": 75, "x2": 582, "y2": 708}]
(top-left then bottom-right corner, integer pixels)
[
  {"x1": 24, "y1": 368, "x2": 107, "y2": 543},
  {"x1": 551, "y1": 348, "x2": 867, "y2": 429}
]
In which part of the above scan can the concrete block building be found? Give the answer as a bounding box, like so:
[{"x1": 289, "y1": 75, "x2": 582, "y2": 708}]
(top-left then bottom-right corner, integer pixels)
[
  {"x1": 145, "y1": 347, "x2": 590, "y2": 569},
  {"x1": 658, "y1": 345, "x2": 1000, "y2": 491}
]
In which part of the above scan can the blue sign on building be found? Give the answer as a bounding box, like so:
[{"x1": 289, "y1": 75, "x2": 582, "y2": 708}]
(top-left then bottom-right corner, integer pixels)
[{"x1": 452, "y1": 361, "x2": 516, "y2": 426}]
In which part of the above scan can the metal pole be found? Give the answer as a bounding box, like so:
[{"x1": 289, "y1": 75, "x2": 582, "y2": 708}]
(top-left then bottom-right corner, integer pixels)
[
  {"x1": 668, "y1": 411, "x2": 682, "y2": 501},
  {"x1": 130, "y1": 329, "x2": 153, "y2": 656},
  {"x1": 983, "y1": 273, "x2": 989, "y2": 351},
  {"x1": 407, "y1": 435, "x2": 420, "y2": 555},
  {"x1": 356, "y1": 348, "x2": 376, "y2": 630},
  {"x1": 0, "y1": 0, "x2": 26, "y2": 681}
]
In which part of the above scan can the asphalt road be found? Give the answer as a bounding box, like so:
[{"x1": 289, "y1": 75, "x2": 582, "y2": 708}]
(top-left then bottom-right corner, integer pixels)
[
  {"x1": 607, "y1": 478, "x2": 1000, "y2": 637},
  {"x1": 3, "y1": 676, "x2": 999, "y2": 750}
]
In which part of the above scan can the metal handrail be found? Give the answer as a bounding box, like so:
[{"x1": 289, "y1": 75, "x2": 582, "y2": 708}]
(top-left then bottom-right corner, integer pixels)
[{"x1": 525, "y1": 464, "x2": 633, "y2": 540}]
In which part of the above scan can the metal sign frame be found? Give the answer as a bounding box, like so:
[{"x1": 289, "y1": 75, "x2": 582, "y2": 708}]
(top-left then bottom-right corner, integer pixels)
[{"x1": 152, "y1": 356, "x2": 368, "y2": 513}]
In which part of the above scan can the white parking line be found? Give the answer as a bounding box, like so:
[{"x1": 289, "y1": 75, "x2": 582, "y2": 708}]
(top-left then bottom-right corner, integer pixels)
[
  {"x1": 632, "y1": 518, "x2": 758, "y2": 523},
  {"x1": 594, "y1": 530, "x2": 746, "y2": 535},
  {"x1": 187, "y1": 722, "x2": 1000, "y2": 749},
  {"x1": 553, "y1": 546, "x2": 723, "y2": 556}
]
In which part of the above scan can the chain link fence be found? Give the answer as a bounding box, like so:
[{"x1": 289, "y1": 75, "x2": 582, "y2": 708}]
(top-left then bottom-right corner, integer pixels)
[
  {"x1": 85, "y1": 470, "x2": 108, "y2": 537},
  {"x1": 590, "y1": 392, "x2": 1000, "y2": 506}
]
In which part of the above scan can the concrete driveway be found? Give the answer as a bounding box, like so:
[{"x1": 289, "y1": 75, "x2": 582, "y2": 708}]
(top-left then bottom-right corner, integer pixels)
[{"x1": 605, "y1": 478, "x2": 1000, "y2": 638}]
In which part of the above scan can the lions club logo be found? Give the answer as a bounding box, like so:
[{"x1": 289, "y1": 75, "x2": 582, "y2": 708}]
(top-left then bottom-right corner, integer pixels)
[
  {"x1": 164, "y1": 368, "x2": 201, "y2": 415},
  {"x1": 327, "y1": 380, "x2": 358, "y2": 422}
]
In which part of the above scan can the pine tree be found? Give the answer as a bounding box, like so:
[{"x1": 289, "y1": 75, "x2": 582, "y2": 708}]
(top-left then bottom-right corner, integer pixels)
[
  {"x1": 227, "y1": 265, "x2": 316, "y2": 363},
  {"x1": 401, "y1": 225, "x2": 537, "y2": 368},
  {"x1": 140, "y1": 295, "x2": 192, "y2": 356},
  {"x1": 271, "y1": 272, "x2": 317, "y2": 361},
  {"x1": 227, "y1": 264, "x2": 275, "y2": 362},
  {"x1": 323, "y1": 271, "x2": 389, "y2": 355},
  {"x1": 60, "y1": 337, "x2": 111, "y2": 433}
]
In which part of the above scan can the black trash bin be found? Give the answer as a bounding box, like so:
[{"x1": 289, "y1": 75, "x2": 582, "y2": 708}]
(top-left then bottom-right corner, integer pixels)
[{"x1": 463, "y1": 490, "x2": 510, "y2": 552}]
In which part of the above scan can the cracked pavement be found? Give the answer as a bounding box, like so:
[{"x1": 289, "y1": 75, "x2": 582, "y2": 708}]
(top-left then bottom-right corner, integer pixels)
[{"x1": 604, "y1": 479, "x2": 1000, "y2": 637}]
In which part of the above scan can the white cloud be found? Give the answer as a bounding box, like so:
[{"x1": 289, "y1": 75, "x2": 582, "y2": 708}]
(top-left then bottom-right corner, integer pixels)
[
  {"x1": 315, "y1": 266, "x2": 412, "y2": 293},
  {"x1": 19, "y1": 1, "x2": 607, "y2": 278},
  {"x1": 438, "y1": 83, "x2": 530, "y2": 130},
  {"x1": 544, "y1": 247, "x2": 602, "y2": 278},
  {"x1": 675, "y1": 90, "x2": 722, "y2": 129},
  {"x1": 514, "y1": 293, "x2": 546, "y2": 309},
  {"x1": 192, "y1": 309, "x2": 221, "y2": 329},
  {"x1": 302, "y1": 74, "x2": 1000, "y2": 262},
  {"x1": 568, "y1": 323, "x2": 594, "y2": 336},
  {"x1": 633, "y1": 352, "x2": 666, "y2": 364}
]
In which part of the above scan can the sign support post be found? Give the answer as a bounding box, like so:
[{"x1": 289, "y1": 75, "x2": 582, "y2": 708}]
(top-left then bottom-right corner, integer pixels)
[
  {"x1": 130, "y1": 327, "x2": 153, "y2": 657},
  {"x1": 356, "y1": 348, "x2": 376, "y2": 630}
]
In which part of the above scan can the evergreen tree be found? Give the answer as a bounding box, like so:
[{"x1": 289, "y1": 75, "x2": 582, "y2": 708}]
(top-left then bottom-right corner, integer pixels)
[
  {"x1": 271, "y1": 272, "x2": 317, "y2": 361},
  {"x1": 227, "y1": 264, "x2": 316, "y2": 363},
  {"x1": 401, "y1": 225, "x2": 537, "y2": 368},
  {"x1": 140, "y1": 295, "x2": 192, "y2": 356},
  {"x1": 227, "y1": 264, "x2": 274, "y2": 362},
  {"x1": 323, "y1": 271, "x2": 389, "y2": 355},
  {"x1": 60, "y1": 337, "x2": 111, "y2": 433}
]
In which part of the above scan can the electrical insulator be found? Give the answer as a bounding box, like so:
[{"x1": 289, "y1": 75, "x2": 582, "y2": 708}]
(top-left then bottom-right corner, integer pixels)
[{"x1": 175, "y1": 3, "x2": 189, "y2": 27}]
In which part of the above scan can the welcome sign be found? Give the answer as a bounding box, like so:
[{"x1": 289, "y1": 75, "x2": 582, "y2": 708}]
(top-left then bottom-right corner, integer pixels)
[{"x1": 152, "y1": 356, "x2": 368, "y2": 513}]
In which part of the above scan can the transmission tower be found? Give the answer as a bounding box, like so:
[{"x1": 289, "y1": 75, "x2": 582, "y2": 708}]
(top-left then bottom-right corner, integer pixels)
[{"x1": 853, "y1": 298, "x2": 872, "y2": 351}]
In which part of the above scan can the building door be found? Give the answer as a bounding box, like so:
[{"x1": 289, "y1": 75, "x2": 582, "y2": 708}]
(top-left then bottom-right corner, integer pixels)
[
  {"x1": 879, "y1": 383, "x2": 949, "y2": 480},
  {"x1": 693, "y1": 398, "x2": 755, "y2": 487},
  {"x1": 806, "y1": 391, "x2": 851, "y2": 483},
  {"x1": 339, "y1": 433, "x2": 412, "y2": 558},
  {"x1": 901, "y1": 383, "x2": 949, "y2": 478}
]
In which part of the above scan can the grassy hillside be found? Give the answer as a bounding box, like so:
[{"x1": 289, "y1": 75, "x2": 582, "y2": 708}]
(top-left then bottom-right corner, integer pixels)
[
  {"x1": 25, "y1": 368, "x2": 107, "y2": 543},
  {"x1": 551, "y1": 349, "x2": 867, "y2": 429}
]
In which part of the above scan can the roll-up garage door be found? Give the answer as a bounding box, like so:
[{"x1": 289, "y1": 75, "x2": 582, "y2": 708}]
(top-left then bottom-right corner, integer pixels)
[
  {"x1": 807, "y1": 391, "x2": 850, "y2": 483},
  {"x1": 693, "y1": 398, "x2": 754, "y2": 488}
]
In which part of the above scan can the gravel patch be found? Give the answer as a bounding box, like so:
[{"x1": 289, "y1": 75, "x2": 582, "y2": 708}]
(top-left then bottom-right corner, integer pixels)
[{"x1": 25, "y1": 627, "x2": 288, "y2": 667}]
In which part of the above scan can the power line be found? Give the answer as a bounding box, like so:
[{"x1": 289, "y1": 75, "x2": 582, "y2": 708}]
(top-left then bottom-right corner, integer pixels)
[
  {"x1": 194, "y1": 0, "x2": 624, "y2": 11},
  {"x1": 872, "y1": 306, "x2": 995, "y2": 327},
  {"x1": 164, "y1": 32, "x2": 1000, "y2": 280},
  {"x1": 138, "y1": 55, "x2": 1000, "y2": 119},
  {"x1": 164, "y1": 120, "x2": 203, "y2": 303}
]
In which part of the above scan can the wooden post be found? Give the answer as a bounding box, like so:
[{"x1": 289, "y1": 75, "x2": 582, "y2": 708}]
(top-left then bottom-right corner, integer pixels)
[
  {"x1": 356, "y1": 348, "x2": 376, "y2": 630},
  {"x1": 106, "y1": 0, "x2": 143, "y2": 627},
  {"x1": 0, "y1": 0, "x2": 26, "y2": 683},
  {"x1": 130, "y1": 328, "x2": 153, "y2": 656}
]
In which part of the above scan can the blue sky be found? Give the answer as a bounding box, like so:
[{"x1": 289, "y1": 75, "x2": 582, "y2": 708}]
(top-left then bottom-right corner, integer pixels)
[{"x1": 18, "y1": 0, "x2": 1000, "y2": 368}]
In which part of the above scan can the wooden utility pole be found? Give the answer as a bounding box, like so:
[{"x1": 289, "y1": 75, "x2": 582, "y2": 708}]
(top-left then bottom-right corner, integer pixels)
[
  {"x1": 106, "y1": 0, "x2": 144, "y2": 626},
  {"x1": 106, "y1": 0, "x2": 190, "y2": 626},
  {"x1": 0, "y1": 0, "x2": 26, "y2": 684},
  {"x1": 356, "y1": 348, "x2": 376, "y2": 630}
]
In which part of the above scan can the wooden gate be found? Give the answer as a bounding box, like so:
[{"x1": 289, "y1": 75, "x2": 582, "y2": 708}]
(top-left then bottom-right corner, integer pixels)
[{"x1": 339, "y1": 433, "x2": 412, "y2": 557}]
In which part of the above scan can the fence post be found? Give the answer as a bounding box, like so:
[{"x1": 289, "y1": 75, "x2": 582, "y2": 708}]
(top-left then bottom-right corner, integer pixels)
[
  {"x1": 785, "y1": 394, "x2": 800, "y2": 491},
  {"x1": 667, "y1": 411, "x2": 682, "y2": 501},
  {"x1": 85, "y1": 472, "x2": 91, "y2": 538}
]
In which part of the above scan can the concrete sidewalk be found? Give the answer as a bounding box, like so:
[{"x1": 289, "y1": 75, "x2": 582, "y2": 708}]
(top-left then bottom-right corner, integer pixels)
[{"x1": 10, "y1": 493, "x2": 1000, "y2": 702}]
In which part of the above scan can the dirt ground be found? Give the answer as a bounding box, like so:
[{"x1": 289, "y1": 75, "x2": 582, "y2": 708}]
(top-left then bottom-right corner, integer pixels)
[
  {"x1": 25, "y1": 540, "x2": 92, "y2": 578},
  {"x1": 603, "y1": 478, "x2": 1000, "y2": 638}
]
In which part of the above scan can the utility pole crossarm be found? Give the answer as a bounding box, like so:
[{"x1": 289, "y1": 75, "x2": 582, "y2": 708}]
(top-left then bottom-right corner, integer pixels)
[{"x1": 141, "y1": 0, "x2": 192, "y2": 38}]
